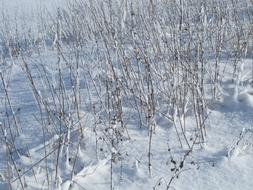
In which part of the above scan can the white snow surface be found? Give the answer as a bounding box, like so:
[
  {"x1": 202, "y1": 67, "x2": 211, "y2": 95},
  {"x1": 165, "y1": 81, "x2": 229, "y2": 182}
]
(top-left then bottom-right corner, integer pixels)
[
  {"x1": 0, "y1": 0, "x2": 64, "y2": 12},
  {"x1": 0, "y1": 58, "x2": 252, "y2": 190},
  {"x1": 0, "y1": 1, "x2": 253, "y2": 190}
]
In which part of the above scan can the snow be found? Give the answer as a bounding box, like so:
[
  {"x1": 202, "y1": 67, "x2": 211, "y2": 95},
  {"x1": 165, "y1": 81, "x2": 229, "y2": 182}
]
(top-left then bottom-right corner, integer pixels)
[
  {"x1": 0, "y1": 1, "x2": 253, "y2": 190},
  {"x1": 0, "y1": 0, "x2": 64, "y2": 13},
  {"x1": 2, "y1": 75, "x2": 253, "y2": 189}
]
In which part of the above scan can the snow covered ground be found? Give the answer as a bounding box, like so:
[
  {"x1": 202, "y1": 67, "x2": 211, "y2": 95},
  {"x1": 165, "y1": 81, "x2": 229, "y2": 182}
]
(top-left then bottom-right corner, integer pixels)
[
  {"x1": 0, "y1": 1, "x2": 253, "y2": 190},
  {"x1": 0, "y1": 58, "x2": 252, "y2": 190},
  {"x1": 0, "y1": 0, "x2": 64, "y2": 12}
]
